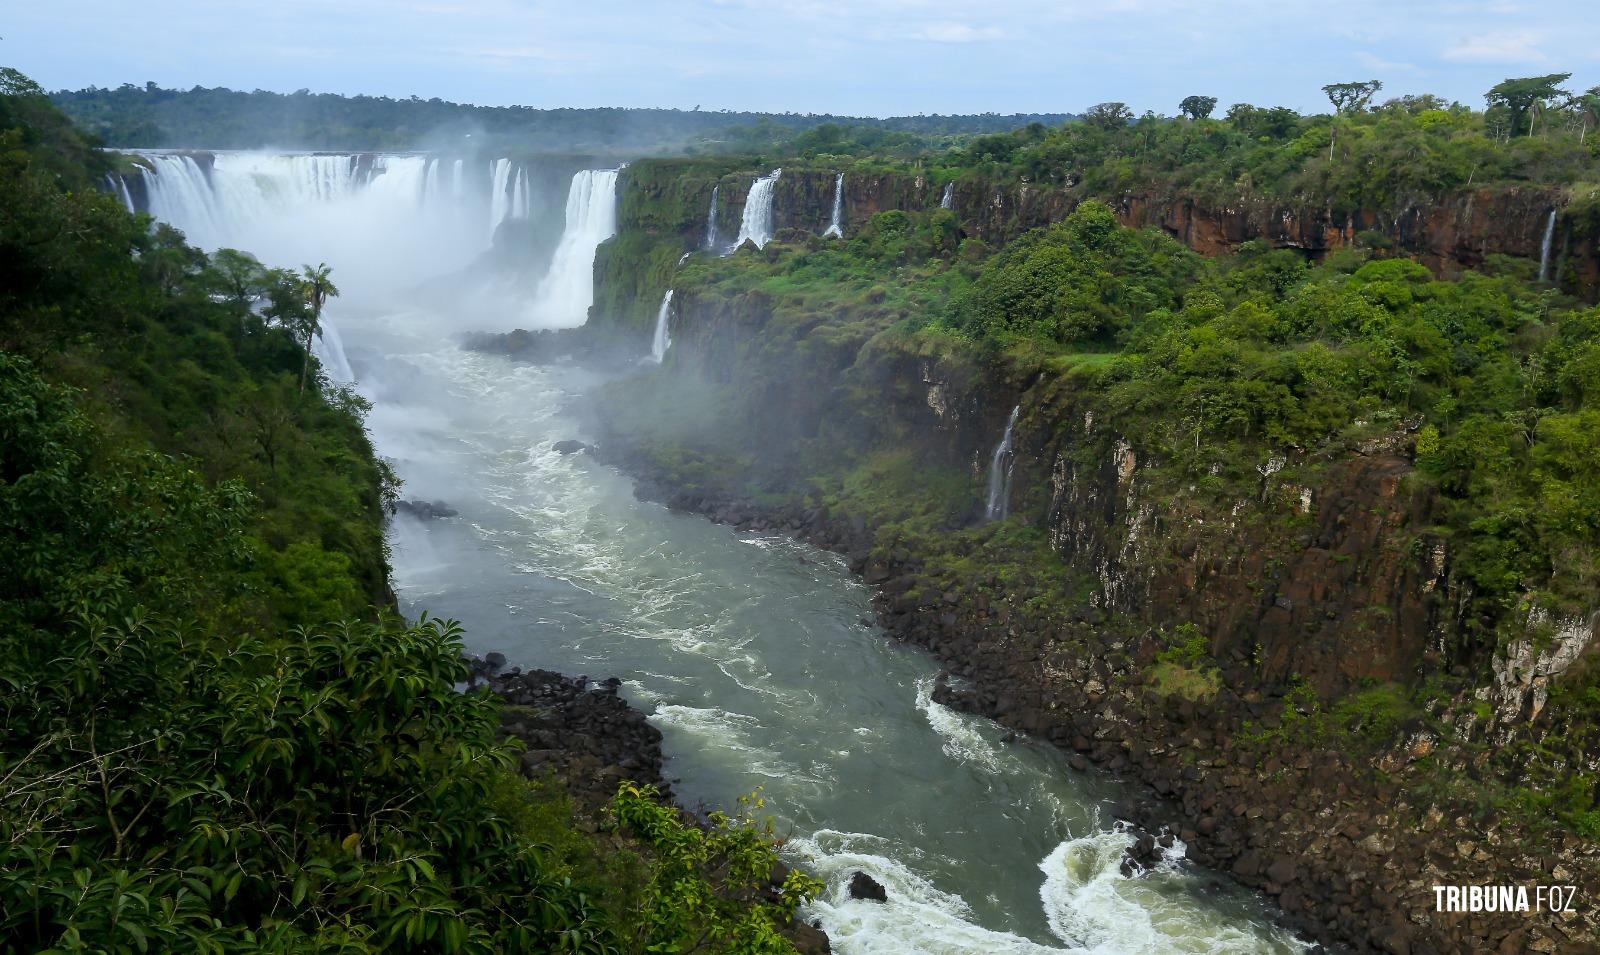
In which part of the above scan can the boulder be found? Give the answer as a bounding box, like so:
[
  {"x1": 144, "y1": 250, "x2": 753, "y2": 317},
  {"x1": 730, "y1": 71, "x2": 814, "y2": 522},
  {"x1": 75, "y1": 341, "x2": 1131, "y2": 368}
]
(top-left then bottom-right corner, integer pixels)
[
  {"x1": 847, "y1": 871, "x2": 888, "y2": 903},
  {"x1": 553, "y1": 440, "x2": 591, "y2": 456},
  {"x1": 395, "y1": 499, "x2": 459, "y2": 520}
]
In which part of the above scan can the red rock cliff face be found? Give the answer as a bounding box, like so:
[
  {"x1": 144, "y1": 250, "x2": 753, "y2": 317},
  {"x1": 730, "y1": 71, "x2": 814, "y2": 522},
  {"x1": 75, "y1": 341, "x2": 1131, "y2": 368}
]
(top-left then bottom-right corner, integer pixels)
[{"x1": 747, "y1": 169, "x2": 1597, "y2": 298}]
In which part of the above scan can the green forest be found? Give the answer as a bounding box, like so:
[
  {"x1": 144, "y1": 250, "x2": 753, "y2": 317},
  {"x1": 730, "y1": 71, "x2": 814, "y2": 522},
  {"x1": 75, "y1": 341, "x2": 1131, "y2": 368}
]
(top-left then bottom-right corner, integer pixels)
[
  {"x1": 47, "y1": 82, "x2": 1074, "y2": 154},
  {"x1": 0, "y1": 67, "x2": 816, "y2": 954}
]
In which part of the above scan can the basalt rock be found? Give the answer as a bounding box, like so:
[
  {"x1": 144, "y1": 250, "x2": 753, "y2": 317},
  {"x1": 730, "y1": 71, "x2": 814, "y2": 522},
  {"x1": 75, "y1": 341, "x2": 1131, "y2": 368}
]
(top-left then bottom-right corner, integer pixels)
[
  {"x1": 396, "y1": 499, "x2": 459, "y2": 520},
  {"x1": 847, "y1": 871, "x2": 888, "y2": 903}
]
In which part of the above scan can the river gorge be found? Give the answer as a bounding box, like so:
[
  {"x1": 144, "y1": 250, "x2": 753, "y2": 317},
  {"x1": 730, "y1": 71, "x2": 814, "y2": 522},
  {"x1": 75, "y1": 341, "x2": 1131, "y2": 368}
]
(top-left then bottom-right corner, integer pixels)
[{"x1": 126, "y1": 151, "x2": 1313, "y2": 953}]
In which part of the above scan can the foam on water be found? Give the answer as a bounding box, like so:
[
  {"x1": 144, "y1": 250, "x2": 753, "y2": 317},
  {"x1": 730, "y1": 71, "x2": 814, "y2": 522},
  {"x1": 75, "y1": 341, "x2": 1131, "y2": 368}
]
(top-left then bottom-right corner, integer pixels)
[{"x1": 789, "y1": 831, "x2": 1068, "y2": 955}]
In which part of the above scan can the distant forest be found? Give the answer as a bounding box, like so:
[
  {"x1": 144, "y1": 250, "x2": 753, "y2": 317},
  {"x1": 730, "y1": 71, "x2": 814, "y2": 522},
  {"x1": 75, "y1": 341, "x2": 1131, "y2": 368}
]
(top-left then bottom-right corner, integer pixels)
[{"x1": 49, "y1": 83, "x2": 1077, "y2": 154}]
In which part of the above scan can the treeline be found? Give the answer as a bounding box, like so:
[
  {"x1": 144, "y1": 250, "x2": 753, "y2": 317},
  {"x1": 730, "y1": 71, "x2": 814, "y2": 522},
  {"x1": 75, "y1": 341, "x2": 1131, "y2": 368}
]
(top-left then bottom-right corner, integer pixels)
[
  {"x1": 1, "y1": 65, "x2": 815, "y2": 953},
  {"x1": 940, "y1": 75, "x2": 1600, "y2": 216},
  {"x1": 48, "y1": 81, "x2": 1074, "y2": 153}
]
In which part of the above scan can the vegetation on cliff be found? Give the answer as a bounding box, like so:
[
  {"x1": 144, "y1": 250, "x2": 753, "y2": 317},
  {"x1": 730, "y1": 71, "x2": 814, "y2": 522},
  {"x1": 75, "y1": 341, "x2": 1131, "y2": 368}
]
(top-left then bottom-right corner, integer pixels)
[
  {"x1": 601, "y1": 172, "x2": 1600, "y2": 845},
  {"x1": 1, "y1": 68, "x2": 816, "y2": 953}
]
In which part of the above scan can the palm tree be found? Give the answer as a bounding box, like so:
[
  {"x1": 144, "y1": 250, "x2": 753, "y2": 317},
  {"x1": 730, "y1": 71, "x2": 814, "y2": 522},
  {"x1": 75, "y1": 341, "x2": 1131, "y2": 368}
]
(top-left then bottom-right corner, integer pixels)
[{"x1": 297, "y1": 263, "x2": 340, "y2": 392}]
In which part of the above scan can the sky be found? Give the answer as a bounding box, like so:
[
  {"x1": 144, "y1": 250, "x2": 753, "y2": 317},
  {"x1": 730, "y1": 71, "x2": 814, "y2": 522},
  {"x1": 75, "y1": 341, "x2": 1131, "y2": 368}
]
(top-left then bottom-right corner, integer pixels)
[{"x1": 9, "y1": 0, "x2": 1600, "y2": 117}]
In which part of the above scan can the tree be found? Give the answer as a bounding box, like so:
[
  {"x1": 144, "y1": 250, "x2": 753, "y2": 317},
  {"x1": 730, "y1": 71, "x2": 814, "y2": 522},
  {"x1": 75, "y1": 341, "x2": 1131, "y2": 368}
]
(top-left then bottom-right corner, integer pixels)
[
  {"x1": 202, "y1": 248, "x2": 268, "y2": 317},
  {"x1": 298, "y1": 263, "x2": 340, "y2": 392},
  {"x1": 1572, "y1": 86, "x2": 1600, "y2": 146},
  {"x1": 1322, "y1": 80, "x2": 1382, "y2": 161},
  {"x1": 1085, "y1": 102, "x2": 1134, "y2": 129},
  {"x1": 1323, "y1": 80, "x2": 1383, "y2": 115},
  {"x1": 1486, "y1": 73, "x2": 1572, "y2": 138},
  {"x1": 1179, "y1": 95, "x2": 1218, "y2": 121}
]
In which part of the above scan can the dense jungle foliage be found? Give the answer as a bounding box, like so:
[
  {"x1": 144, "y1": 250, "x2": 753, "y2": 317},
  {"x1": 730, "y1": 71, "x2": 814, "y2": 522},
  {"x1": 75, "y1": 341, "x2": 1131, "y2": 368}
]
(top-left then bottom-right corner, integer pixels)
[{"x1": 1, "y1": 67, "x2": 814, "y2": 954}]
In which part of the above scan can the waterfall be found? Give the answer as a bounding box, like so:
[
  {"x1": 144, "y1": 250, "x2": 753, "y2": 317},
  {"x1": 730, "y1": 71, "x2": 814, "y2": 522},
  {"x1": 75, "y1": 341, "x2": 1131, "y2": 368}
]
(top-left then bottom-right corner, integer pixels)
[
  {"x1": 940, "y1": 182, "x2": 954, "y2": 210},
  {"x1": 424, "y1": 158, "x2": 441, "y2": 203},
  {"x1": 649, "y1": 289, "x2": 674, "y2": 363},
  {"x1": 132, "y1": 149, "x2": 500, "y2": 303},
  {"x1": 984, "y1": 406, "x2": 1021, "y2": 521},
  {"x1": 528, "y1": 168, "x2": 621, "y2": 328},
  {"x1": 824, "y1": 173, "x2": 845, "y2": 238},
  {"x1": 105, "y1": 173, "x2": 136, "y2": 212},
  {"x1": 704, "y1": 185, "x2": 721, "y2": 251},
  {"x1": 512, "y1": 167, "x2": 530, "y2": 219},
  {"x1": 313, "y1": 319, "x2": 356, "y2": 383},
  {"x1": 1539, "y1": 208, "x2": 1558, "y2": 283},
  {"x1": 734, "y1": 169, "x2": 781, "y2": 250},
  {"x1": 452, "y1": 158, "x2": 465, "y2": 199},
  {"x1": 140, "y1": 155, "x2": 229, "y2": 248},
  {"x1": 488, "y1": 158, "x2": 514, "y2": 238}
]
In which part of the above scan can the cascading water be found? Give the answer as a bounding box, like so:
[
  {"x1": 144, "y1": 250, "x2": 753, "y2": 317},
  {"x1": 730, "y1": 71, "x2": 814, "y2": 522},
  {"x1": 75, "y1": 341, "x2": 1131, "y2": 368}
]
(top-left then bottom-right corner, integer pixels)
[
  {"x1": 734, "y1": 169, "x2": 781, "y2": 250},
  {"x1": 488, "y1": 158, "x2": 514, "y2": 239},
  {"x1": 649, "y1": 289, "x2": 674, "y2": 363},
  {"x1": 527, "y1": 168, "x2": 621, "y2": 328},
  {"x1": 1539, "y1": 208, "x2": 1558, "y2": 283},
  {"x1": 105, "y1": 173, "x2": 136, "y2": 212},
  {"x1": 985, "y1": 405, "x2": 1021, "y2": 520},
  {"x1": 313, "y1": 321, "x2": 356, "y2": 383},
  {"x1": 824, "y1": 173, "x2": 845, "y2": 238},
  {"x1": 941, "y1": 182, "x2": 955, "y2": 210},
  {"x1": 704, "y1": 184, "x2": 721, "y2": 251}
]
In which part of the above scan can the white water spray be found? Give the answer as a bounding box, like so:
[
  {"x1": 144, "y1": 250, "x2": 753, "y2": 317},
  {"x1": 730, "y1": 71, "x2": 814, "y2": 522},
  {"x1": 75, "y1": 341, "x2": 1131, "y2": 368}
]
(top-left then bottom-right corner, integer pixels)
[
  {"x1": 734, "y1": 169, "x2": 781, "y2": 250},
  {"x1": 985, "y1": 406, "x2": 1021, "y2": 521},
  {"x1": 825, "y1": 173, "x2": 845, "y2": 238},
  {"x1": 649, "y1": 289, "x2": 674, "y2": 363},
  {"x1": 941, "y1": 182, "x2": 955, "y2": 210},
  {"x1": 527, "y1": 168, "x2": 621, "y2": 328},
  {"x1": 1539, "y1": 208, "x2": 1558, "y2": 283},
  {"x1": 705, "y1": 184, "x2": 721, "y2": 251}
]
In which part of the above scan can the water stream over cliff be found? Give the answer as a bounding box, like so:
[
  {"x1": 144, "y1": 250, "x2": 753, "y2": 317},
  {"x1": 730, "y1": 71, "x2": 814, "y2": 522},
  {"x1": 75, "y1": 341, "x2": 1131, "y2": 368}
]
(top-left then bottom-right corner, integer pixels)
[
  {"x1": 1539, "y1": 207, "x2": 1558, "y2": 283},
  {"x1": 649, "y1": 289, "x2": 674, "y2": 364},
  {"x1": 736, "y1": 168, "x2": 782, "y2": 249},
  {"x1": 985, "y1": 406, "x2": 1021, "y2": 521},
  {"x1": 826, "y1": 172, "x2": 845, "y2": 238},
  {"x1": 133, "y1": 154, "x2": 1306, "y2": 954}
]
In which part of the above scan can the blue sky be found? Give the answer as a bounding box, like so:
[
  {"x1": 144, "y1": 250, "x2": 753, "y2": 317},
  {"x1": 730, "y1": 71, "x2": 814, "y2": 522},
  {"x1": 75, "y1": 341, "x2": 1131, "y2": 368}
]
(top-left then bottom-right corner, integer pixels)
[{"x1": 10, "y1": 1, "x2": 1599, "y2": 116}]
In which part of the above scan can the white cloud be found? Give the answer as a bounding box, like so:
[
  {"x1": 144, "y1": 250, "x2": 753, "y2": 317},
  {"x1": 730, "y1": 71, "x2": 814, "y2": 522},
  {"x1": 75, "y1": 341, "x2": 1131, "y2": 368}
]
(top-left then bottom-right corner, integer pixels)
[
  {"x1": 905, "y1": 22, "x2": 1004, "y2": 43},
  {"x1": 1442, "y1": 31, "x2": 1546, "y2": 63},
  {"x1": 1355, "y1": 51, "x2": 1418, "y2": 73}
]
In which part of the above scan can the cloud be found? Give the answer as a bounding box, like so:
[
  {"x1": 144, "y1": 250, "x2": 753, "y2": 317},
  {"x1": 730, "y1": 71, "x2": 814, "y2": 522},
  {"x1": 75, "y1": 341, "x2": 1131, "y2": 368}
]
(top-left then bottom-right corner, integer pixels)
[
  {"x1": 1442, "y1": 31, "x2": 1546, "y2": 63},
  {"x1": 1355, "y1": 51, "x2": 1418, "y2": 73},
  {"x1": 904, "y1": 22, "x2": 1004, "y2": 43}
]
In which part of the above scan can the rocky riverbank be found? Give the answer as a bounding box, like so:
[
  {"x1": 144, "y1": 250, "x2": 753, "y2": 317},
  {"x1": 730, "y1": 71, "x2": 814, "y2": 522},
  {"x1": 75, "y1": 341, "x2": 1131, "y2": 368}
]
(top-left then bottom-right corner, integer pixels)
[
  {"x1": 463, "y1": 656, "x2": 832, "y2": 954},
  {"x1": 589, "y1": 441, "x2": 1598, "y2": 955}
]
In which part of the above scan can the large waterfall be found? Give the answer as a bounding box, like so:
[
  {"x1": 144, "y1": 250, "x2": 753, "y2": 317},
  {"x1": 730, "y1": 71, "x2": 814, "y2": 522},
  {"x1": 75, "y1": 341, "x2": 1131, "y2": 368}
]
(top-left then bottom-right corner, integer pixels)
[
  {"x1": 941, "y1": 182, "x2": 954, "y2": 210},
  {"x1": 1539, "y1": 208, "x2": 1558, "y2": 283},
  {"x1": 984, "y1": 406, "x2": 1021, "y2": 521},
  {"x1": 734, "y1": 169, "x2": 781, "y2": 250},
  {"x1": 824, "y1": 173, "x2": 844, "y2": 238},
  {"x1": 704, "y1": 185, "x2": 721, "y2": 251},
  {"x1": 527, "y1": 168, "x2": 621, "y2": 327},
  {"x1": 649, "y1": 289, "x2": 674, "y2": 363}
]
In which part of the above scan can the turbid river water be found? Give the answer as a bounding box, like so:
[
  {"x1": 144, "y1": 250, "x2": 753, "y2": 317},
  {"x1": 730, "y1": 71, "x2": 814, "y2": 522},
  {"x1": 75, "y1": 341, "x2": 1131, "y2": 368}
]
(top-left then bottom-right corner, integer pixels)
[{"x1": 136, "y1": 151, "x2": 1308, "y2": 954}]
